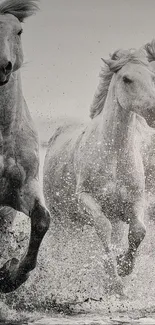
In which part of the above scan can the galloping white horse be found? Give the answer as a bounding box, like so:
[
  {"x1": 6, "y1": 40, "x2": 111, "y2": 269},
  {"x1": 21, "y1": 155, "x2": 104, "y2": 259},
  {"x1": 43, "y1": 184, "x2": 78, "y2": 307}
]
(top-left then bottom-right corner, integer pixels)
[{"x1": 44, "y1": 47, "x2": 155, "y2": 295}]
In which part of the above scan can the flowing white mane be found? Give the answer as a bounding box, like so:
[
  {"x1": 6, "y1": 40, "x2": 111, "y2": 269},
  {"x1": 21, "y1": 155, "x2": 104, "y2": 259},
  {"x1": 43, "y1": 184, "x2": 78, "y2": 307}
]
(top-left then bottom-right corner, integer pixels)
[
  {"x1": 0, "y1": 0, "x2": 39, "y2": 21},
  {"x1": 90, "y1": 49, "x2": 148, "y2": 119}
]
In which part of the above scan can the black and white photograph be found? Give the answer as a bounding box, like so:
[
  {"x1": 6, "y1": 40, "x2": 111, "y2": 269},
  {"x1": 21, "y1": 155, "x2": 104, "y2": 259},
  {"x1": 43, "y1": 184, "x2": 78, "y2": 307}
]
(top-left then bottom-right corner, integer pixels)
[{"x1": 0, "y1": 0, "x2": 155, "y2": 324}]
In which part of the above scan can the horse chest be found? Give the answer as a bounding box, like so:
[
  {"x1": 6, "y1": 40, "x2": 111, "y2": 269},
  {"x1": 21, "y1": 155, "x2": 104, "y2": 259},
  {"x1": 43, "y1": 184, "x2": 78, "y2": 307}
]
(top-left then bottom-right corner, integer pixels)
[
  {"x1": 0, "y1": 154, "x2": 26, "y2": 205},
  {"x1": 0, "y1": 130, "x2": 28, "y2": 182}
]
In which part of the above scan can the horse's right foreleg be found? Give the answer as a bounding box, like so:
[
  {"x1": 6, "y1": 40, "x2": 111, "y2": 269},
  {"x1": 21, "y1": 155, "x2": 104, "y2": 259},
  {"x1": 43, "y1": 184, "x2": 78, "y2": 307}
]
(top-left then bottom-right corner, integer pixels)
[{"x1": 77, "y1": 191, "x2": 124, "y2": 295}]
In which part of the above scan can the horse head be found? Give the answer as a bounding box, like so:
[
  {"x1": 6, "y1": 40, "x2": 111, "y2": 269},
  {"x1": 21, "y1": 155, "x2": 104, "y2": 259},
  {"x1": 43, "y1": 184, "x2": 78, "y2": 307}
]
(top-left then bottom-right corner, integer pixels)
[
  {"x1": 0, "y1": 0, "x2": 38, "y2": 86},
  {"x1": 102, "y1": 49, "x2": 155, "y2": 129}
]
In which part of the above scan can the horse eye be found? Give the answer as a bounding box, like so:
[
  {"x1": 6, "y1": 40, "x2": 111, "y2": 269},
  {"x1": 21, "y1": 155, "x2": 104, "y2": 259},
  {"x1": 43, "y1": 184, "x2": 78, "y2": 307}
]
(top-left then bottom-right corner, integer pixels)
[
  {"x1": 123, "y1": 76, "x2": 132, "y2": 84},
  {"x1": 17, "y1": 29, "x2": 23, "y2": 36},
  {"x1": 152, "y1": 75, "x2": 155, "y2": 83}
]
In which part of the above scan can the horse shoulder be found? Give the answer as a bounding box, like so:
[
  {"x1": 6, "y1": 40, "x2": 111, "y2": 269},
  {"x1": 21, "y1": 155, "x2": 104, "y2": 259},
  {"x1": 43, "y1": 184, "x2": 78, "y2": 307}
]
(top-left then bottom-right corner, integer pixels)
[{"x1": 15, "y1": 102, "x2": 39, "y2": 177}]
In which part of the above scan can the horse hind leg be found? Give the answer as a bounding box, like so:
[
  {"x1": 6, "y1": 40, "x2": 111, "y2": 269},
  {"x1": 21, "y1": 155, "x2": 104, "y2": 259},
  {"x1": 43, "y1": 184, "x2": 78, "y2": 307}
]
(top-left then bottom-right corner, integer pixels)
[{"x1": 117, "y1": 210, "x2": 146, "y2": 277}]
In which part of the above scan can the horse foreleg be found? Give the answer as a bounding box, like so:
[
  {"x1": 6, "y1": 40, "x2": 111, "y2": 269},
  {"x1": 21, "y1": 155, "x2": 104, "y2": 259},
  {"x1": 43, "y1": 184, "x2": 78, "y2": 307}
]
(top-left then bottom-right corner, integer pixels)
[
  {"x1": 117, "y1": 203, "x2": 146, "y2": 277},
  {"x1": 0, "y1": 180, "x2": 50, "y2": 293},
  {"x1": 78, "y1": 191, "x2": 124, "y2": 295},
  {"x1": 16, "y1": 198, "x2": 50, "y2": 273}
]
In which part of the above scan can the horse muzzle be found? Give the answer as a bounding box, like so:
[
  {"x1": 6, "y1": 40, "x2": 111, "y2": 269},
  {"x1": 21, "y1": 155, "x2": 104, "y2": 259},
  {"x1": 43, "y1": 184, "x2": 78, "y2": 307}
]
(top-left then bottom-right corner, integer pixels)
[
  {"x1": 0, "y1": 77, "x2": 10, "y2": 86},
  {"x1": 145, "y1": 109, "x2": 155, "y2": 129},
  {"x1": 0, "y1": 61, "x2": 12, "y2": 86}
]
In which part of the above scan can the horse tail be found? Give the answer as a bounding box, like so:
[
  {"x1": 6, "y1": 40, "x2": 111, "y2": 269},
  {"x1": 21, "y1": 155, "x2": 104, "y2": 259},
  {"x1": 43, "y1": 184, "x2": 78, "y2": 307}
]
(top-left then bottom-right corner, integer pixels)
[
  {"x1": 48, "y1": 126, "x2": 63, "y2": 146},
  {"x1": 48, "y1": 122, "x2": 73, "y2": 147}
]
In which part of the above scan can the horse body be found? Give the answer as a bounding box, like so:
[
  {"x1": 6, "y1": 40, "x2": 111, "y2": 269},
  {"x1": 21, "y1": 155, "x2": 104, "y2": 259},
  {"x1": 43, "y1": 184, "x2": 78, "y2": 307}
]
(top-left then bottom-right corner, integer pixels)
[
  {"x1": 44, "y1": 111, "x2": 144, "y2": 224},
  {"x1": 44, "y1": 48, "x2": 155, "y2": 295}
]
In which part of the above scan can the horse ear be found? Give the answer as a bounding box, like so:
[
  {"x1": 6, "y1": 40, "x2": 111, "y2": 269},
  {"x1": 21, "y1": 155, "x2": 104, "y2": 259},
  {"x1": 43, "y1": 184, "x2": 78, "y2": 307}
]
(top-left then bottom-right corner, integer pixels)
[
  {"x1": 101, "y1": 58, "x2": 114, "y2": 68},
  {"x1": 144, "y1": 40, "x2": 155, "y2": 62},
  {"x1": 18, "y1": 17, "x2": 24, "y2": 22}
]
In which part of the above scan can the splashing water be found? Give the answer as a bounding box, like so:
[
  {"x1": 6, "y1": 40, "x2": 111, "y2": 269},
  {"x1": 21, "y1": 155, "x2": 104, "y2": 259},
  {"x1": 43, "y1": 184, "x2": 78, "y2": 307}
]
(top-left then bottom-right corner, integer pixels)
[{"x1": 0, "y1": 147, "x2": 155, "y2": 324}]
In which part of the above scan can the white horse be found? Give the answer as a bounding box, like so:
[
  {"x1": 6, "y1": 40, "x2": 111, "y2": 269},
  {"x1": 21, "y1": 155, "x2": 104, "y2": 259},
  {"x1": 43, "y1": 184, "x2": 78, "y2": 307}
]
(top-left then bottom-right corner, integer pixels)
[{"x1": 44, "y1": 47, "x2": 155, "y2": 295}]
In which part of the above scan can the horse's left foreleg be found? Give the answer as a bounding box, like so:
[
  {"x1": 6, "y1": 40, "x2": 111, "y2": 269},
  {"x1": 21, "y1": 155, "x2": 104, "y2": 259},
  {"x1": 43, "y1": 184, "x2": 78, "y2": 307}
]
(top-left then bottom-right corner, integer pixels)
[
  {"x1": 77, "y1": 191, "x2": 124, "y2": 295},
  {"x1": 16, "y1": 198, "x2": 50, "y2": 272},
  {"x1": 0, "y1": 179, "x2": 50, "y2": 293},
  {"x1": 117, "y1": 202, "x2": 146, "y2": 277}
]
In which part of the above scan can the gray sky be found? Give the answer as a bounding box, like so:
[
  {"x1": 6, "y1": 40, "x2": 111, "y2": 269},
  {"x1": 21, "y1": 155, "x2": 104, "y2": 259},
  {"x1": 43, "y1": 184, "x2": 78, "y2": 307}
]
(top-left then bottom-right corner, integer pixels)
[{"x1": 21, "y1": 0, "x2": 155, "y2": 121}]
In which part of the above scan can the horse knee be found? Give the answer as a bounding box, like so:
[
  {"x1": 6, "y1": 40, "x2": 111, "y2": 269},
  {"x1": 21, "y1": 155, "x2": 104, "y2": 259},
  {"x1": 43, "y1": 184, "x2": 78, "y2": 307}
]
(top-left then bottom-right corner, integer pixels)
[
  {"x1": 38, "y1": 209, "x2": 50, "y2": 234},
  {"x1": 129, "y1": 221, "x2": 146, "y2": 250},
  {"x1": 31, "y1": 200, "x2": 50, "y2": 235}
]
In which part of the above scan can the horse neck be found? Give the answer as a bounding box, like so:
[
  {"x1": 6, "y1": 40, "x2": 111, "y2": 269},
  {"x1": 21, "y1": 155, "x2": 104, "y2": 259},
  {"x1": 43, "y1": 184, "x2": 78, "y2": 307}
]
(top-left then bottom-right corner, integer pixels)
[
  {"x1": 0, "y1": 71, "x2": 23, "y2": 131},
  {"x1": 98, "y1": 78, "x2": 142, "y2": 156}
]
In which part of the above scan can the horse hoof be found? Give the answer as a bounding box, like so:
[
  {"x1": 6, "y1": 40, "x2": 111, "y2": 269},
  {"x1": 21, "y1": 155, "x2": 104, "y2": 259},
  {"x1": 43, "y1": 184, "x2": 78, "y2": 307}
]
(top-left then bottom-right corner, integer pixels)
[
  {"x1": 117, "y1": 252, "x2": 135, "y2": 277},
  {"x1": 108, "y1": 276, "x2": 124, "y2": 297},
  {"x1": 0, "y1": 258, "x2": 29, "y2": 293}
]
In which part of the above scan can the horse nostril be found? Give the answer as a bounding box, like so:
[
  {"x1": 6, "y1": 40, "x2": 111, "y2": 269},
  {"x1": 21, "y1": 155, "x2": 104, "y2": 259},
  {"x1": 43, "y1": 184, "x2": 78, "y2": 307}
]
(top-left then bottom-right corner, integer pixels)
[
  {"x1": 5, "y1": 61, "x2": 12, "y2": 74},
  {"x1": 4, "y1": 61, "x2": 12, "y2": 75}
]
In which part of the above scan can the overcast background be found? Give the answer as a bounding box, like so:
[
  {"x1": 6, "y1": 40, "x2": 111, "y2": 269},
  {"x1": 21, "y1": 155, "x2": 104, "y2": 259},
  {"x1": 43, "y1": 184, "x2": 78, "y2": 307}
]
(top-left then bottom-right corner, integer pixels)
[{"x1": 21, "y1": 0, "x2": 155, "y2": 127}]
